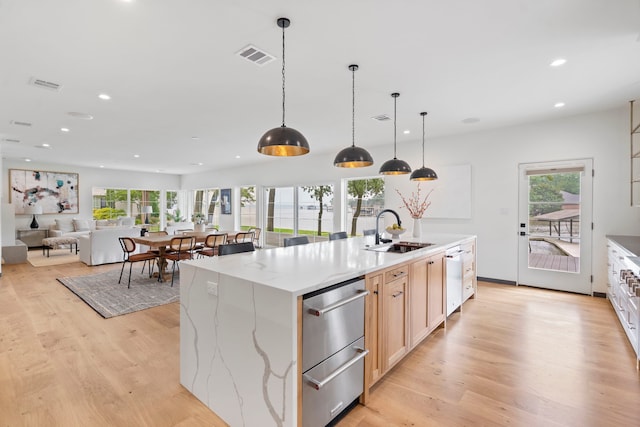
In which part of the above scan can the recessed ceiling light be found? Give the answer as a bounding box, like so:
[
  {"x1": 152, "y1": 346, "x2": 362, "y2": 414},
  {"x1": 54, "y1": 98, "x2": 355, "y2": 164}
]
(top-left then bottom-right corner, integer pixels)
[
  {"x1": 24, "y1": 158, "x2": 31, "y2": 162},
  {"x1": 235, "y1": 155, "x2": 241, "y2": 159},
  {"x1": 191, "y1": 136, "x2": 200, "y2": 140},
  {"x1": 554, "y1": 102, "x2": 565, "y2": 108},
  {"x1": 403, "y1": 130, "x2": 410, "y2": 134},
  {"x1": 99, "y1": 165, "x2": 105, "y2": 168},
  {"x1": 133, "y1": 154, "x2": 140, "y2": 158},
  {"x1": 98, "y1": 93, "x2": 111, "y2": 100},
  {"x1": 550, "y1": 58, "x2": 567, "y2": 67},
  {"x1": 60, "y1": 127, "x2": 69, "y2": 132},
  {"x1": 190, "y1": 162, "x2": 204, "y2": 166},
  {"x1": 42, "y1": 143, "x2": 50, "y2": 147}
]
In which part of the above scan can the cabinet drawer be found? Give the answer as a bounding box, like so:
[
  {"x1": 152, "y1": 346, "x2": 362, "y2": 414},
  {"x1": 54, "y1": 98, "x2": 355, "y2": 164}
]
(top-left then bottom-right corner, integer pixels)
[{"x1": 385, "y1": 266, "x2": 408, "y2": 282}]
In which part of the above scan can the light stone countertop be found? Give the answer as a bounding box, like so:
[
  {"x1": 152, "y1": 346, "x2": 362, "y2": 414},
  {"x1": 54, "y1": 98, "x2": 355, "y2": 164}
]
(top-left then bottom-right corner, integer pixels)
[{"x1": 183, "y1": 233, "x2": 475, "y2": 296}]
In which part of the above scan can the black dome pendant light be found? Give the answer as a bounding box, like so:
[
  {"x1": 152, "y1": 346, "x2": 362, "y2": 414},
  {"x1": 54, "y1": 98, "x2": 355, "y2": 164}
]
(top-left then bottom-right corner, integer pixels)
[
  {"x1": 379, "y1": 93, "x2": 411, "y2": 175},
  {"x1": 257, "y1": 17, "x2": 310, "y2": 156},
  {"x1": 334, "y1": 64, "x2": 374, "y2": 168},
  {"x1": 410, "y1": 112, "x2": 438, "y2": 181}
]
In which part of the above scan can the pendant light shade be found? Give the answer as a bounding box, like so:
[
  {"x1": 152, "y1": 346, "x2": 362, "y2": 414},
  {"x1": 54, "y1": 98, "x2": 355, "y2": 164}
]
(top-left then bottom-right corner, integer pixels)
[
  {"x1": 410, "y1": 112, "x2": 438, "y2": 181},
  {"x1": 257, "y1": 17, "x2": 310, "y2": 157},
  {"x1": 380, "y1": 93, "x2": 411, "y2": 175},
  {"x1": 334, "y1": 64, "x2": 373, "y2": 168}
]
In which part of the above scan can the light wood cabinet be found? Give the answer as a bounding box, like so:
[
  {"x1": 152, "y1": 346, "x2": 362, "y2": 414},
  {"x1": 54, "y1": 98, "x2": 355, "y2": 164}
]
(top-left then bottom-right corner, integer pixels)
[
  {"x1": 409, "y1": 258, "x2": 429, "y2": 347},
  {"x1": 462, "y1": 240, "x2": 477, "y2": 302},
  {"x1": 382, "y1": 274, "x2": 408, "y2": 370},
  {"x1": 365, "y1": 273, "x2": 382, "y2": 387},
  {"x1": 427, "y1": 252, "x2": 446, "y2": 332}
]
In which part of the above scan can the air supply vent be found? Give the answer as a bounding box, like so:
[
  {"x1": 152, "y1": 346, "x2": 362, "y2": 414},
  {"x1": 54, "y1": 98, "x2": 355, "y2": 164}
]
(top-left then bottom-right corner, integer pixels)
[
  {"x1": 28, "y1": 77, "x2": 62, "y2": 91},
  {"x1": 372, "y1": 114, "x2": 391, "y2": 121},
  {"x1": 236, "y1": 44, "x2": 276, "y2": 66},
  {"x1": 2, "y1": 138, "x2": 21, "y2": 143},
  {"x1": 10, "y1": 120, "x2": 32, "y2": 127}
]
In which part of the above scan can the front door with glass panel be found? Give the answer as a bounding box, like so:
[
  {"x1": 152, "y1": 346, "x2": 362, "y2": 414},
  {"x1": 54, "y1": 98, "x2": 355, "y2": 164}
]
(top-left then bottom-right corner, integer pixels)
[{"x1": 517, "y1": 159, "x2": 593, "y2": 294}]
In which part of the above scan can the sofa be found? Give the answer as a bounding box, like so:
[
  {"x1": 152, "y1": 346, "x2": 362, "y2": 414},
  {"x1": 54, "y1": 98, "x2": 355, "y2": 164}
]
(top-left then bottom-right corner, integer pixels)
[
  {"x1": 78, "y1": 227, "x2": 141, "y2": 266},
  {"x1": 49, "y1": 217, "x2": 136, "y2": 238},
  {"x1": 165, "y1": 221, "x2": 194, "y2": 235}
]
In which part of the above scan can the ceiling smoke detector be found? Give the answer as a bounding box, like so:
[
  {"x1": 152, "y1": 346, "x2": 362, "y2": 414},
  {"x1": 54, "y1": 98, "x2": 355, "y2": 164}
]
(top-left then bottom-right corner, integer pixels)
[
  {"x1": 372, "y1": 114, "x2": 391, "y2": 122},
  {"x1": 236, "y1": 44, "x2": 276, "y2": 66},
  {"x1": 28, "y1": 77, "x2": 62, "y2": 91}
]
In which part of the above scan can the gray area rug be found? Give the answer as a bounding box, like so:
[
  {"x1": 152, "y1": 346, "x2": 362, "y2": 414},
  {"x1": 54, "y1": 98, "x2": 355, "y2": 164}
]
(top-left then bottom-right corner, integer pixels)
[{"x1": 57, "y1": 268, "x2": 179, "y2": 318}]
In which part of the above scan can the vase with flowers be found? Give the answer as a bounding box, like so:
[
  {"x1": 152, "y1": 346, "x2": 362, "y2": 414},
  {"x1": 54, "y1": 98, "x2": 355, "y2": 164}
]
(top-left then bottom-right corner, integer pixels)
[{"x1": 396, "y1": 184, "x2": 433, "y2": 238}]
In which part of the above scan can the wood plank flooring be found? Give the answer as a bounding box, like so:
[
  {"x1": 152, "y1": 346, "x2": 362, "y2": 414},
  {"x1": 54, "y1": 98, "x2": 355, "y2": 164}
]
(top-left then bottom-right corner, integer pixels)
[{"x1": 1, "y1": 260, "x2": 639, "y2": 426}]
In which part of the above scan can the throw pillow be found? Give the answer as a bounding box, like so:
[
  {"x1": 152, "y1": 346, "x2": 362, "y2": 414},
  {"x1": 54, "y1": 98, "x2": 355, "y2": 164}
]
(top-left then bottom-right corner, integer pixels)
[
  {"x1": 73, "y1": 219, "x2": 90, "y2": 232},
  {"x1": 55, "y1": 218, "x2": 74, "y2": 233},
  {"x1": 96, "y1": 220, "x2": 109, "y2": 227}
]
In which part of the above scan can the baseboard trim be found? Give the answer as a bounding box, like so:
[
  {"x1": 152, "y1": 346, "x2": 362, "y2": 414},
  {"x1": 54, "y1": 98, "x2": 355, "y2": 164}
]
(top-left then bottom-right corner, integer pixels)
[
  {"x1": 477, "y1": 277, "x2": 516, "y2": 285},
  {"x1": 593, "y1": 291, "x2": 606, "y2": 298}
]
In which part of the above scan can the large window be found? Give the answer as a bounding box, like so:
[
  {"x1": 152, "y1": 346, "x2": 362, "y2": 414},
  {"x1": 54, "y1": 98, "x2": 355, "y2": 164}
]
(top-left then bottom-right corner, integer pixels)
[
  {"x1": 131, "y1": 190, "x2": 160, "y2": 228},
  {"x1": 298, "y1": 185, "x2": 334, "y2": 242},
  {"x1": 92, "y1": 188, "x2": 127, "y2": 219},
  {"x1": 345, "y1": 178, "x2": 385, "y2": 236},
  {"x1": 264, "y1": 186, "x2": 294, "y2": 247},
  {"x1": 240, "y1": 186, "x2": 257, "y2": 230},
  {"x1": 192, "y1": 188, "x2": 220, "y2": 227}
]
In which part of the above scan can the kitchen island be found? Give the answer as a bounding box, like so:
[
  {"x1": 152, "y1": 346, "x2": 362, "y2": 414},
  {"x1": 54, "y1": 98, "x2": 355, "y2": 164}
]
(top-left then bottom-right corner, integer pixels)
[{"x1": 179, "y1": 233, "x2": 475, "y2": 426}]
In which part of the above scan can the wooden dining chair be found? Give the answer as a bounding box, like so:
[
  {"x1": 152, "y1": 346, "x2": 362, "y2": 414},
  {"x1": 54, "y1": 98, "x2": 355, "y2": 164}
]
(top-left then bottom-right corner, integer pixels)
[
  {"x1": 329, "y1": 231, "x2": 348, "y2": 241},
  {"x1": 248, "y1": 227, "x2": 261, "y2": 248},
  {"x1": 218, "y1": 242, "x2": 255, "y2": 256},
  {"x1": 118, "y1": 237, "x2": 158, "y2": 289},
  {"x1": 164, "y1": 236, "x2": 196, "y2": 286},
  {"x1": 283, "y1": 235, "x2": 309, "y2": 247},
  {"x1": 234, "y1": 231, "x2": 255, "y2": 244},
  {"x1": 196, "y1": 233, "x2": 227, "y2": 258}
]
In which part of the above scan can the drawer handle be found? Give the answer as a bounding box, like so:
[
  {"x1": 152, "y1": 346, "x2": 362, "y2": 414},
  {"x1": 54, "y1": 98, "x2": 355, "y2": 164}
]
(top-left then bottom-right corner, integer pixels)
[
  {"x1": 392, "y1": 291, "x2": 404, "y2": 298},
  {"x1": 303, "y1": 347, "x2": 369, "y2": 390},
  {"x1": 392, "y1": 271, "x2": 405, "y2": 277},
  {"x1": 308, "y1": 290, "x2": 370, "y2": 316}
]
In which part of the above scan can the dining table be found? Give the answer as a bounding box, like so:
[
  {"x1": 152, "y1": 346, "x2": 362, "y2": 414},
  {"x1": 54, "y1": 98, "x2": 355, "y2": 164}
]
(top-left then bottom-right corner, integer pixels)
[{"x1": 132, "y1": 230, "x2": 244, "y2": 282}]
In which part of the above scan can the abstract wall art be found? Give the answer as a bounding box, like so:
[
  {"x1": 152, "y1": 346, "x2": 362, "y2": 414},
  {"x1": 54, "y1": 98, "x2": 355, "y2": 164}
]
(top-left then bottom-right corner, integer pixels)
[{"x1": 9, "y1": 169, "x2": 79, "y2": 214}]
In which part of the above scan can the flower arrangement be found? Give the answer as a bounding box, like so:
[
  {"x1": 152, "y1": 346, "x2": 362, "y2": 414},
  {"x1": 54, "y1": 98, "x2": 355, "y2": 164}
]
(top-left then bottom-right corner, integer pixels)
[{"x1": 396, "y1": 184, "x2": 433, "y2": 219}]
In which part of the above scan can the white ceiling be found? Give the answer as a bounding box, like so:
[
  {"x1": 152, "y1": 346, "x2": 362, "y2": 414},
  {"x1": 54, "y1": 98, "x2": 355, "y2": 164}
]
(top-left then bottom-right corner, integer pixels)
[{"x1": 1, "y1": 0, "x2": 640, "y2": 175}]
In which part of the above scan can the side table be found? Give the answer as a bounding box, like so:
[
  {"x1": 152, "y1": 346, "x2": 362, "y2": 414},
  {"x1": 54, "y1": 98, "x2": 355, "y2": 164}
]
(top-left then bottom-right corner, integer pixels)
[{"x1": 16, "y1": 228, "x2": 49, "y2": 248}]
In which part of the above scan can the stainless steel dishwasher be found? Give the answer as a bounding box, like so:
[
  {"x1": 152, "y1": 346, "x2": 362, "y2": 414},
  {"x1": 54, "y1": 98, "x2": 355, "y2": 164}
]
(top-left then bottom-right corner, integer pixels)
[{"x1": 301, "y1": 277, "x2": 369, "y2": 427}]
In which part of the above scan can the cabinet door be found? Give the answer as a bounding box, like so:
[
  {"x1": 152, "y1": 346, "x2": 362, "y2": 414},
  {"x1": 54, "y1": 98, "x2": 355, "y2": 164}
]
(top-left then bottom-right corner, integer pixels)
[
  {"x1": 409, "y1": 258, "x2": 429, "y2": 348},
  {"x1": 427, "y1": 252, "x2": 445, "y2": 333},
  {"x1": 462, "y1": 240, "x2": 477, "y2": 302},
  {"x1": 365, "y1": 273, "x2": 382, "y2": 387},
  {"x1": 383, "y1": 276, "x2": 408, "y2": 371}
]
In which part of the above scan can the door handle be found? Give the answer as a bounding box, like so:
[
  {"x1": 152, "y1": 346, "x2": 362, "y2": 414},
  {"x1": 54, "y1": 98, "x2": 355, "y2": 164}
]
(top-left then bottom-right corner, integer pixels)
[
  {"x1": 303, "y1": 347, "x2": 369, "y2": 390},
  {"x1": 307, "y1": 290, "x2": 370, "y2": 316},
  {"x1": 519, "y1": 231, "x2": 528, "y2": 236}
]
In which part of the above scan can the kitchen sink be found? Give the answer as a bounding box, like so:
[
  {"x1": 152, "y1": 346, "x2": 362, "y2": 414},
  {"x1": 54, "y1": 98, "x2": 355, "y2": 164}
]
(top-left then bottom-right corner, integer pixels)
[{"x1": 365, "y1": 241, "x2": 434, "y2": 253}]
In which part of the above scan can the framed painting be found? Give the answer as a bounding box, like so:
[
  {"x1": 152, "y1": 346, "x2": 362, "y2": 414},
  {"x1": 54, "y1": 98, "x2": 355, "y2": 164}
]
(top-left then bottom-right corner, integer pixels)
[
  {"x1": 220, "y1": 188, "x2": 232, "y2": 215},
  {"x1": 9, "y1": 169, "x2": 79, "y2": 214}
]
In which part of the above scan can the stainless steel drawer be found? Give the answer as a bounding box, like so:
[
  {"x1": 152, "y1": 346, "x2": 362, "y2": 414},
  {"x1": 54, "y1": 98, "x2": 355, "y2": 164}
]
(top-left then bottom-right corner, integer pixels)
[
  {"x1": 302, "y1": 278, "x2": 366, "y2": 372},
  {"x1": 302, "y1": 337, "x2": 366, "y2": 427}
]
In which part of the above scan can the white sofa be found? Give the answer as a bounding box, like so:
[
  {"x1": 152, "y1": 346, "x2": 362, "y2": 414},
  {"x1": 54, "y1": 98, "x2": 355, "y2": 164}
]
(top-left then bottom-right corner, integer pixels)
[
  {"x1": 49, "y1": 217, "x2": 136, "y2": 238},
  {"x1": 165, "y1": 221, "x2": 194, "y2": 235},
  {"x1": 78, "y1": 227, "x2": 141, "y2": 266}
]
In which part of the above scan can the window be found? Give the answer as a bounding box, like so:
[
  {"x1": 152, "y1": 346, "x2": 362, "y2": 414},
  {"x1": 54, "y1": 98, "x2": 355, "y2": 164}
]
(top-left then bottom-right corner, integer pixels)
[
  {"x1": 344, "y1": 178, "x2": 385, "y2": 236},
  {"x1": 240, "y1": 186, "x2": 257, "y2": 230},
  {"x1": 264, "y1": 186, "x2": 294, "y2": 247},
  {"x1": 298, "y1": 185, "x2": 334, "y2": 242},
  {"x1": 92, "y1": 187, "x2": 127, "y2": 219},
  {"x1": 130, "y1": 190, "x2": 160, "y2": 228},
  {"x1": 192, "y1": 188, "x2": 220, "y2": 227}
]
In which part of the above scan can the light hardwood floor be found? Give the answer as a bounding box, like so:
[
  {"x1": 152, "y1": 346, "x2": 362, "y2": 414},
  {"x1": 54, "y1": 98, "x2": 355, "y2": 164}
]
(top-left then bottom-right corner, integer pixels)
[{"x1": 1, "y1": 260, "x2": 639, "y2": 426}]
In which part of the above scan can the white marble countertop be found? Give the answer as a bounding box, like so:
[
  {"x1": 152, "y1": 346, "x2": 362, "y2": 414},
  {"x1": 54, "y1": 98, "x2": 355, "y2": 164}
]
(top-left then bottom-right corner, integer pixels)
[{"x1": 183, "y1": 233, "x2": 475, "y2": 296}]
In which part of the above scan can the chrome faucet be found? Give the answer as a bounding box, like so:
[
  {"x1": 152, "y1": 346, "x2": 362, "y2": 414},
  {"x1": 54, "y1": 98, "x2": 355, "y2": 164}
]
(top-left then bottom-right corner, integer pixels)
[{"x1": 375, "y1": 209, "x2": 402, "y2": 245}]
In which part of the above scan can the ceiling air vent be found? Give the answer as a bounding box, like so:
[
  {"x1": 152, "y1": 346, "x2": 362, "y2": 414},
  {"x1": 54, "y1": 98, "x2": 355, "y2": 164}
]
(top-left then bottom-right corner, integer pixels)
[
  {"x1": 10, "y1": 120, "x2": 32, "y2": 127},
  {"x1": 28, "y1": 77, "x2": 62, "y2": 91},
  {"x1": 236, "y1": 44, "x2": 276, "y2": 66},
  {"x1": 2, "y1": 138, "x2": 21, "y2": 143},
  {"x1": 372, "y1": 114, "x2": 391, "y2": 122}
]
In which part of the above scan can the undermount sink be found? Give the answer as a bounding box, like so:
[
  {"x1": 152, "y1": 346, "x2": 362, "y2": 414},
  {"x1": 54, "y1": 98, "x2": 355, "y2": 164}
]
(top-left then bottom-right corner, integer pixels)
[{"x1": 365, "y1": 241, "x2": 434, "y2": 253}]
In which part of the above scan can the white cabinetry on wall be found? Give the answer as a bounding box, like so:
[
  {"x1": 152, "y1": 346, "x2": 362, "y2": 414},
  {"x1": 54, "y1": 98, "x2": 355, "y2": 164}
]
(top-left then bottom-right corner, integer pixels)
[{"x1": 606, "y1": 236, "x2": 640, "y2": 369}]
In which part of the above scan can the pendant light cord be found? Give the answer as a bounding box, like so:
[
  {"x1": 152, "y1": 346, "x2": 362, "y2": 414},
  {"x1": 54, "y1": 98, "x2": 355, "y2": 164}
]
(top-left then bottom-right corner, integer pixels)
[
  {"x1": 393, "y1": 95, "x2": 397, "y2": 158},
  {"x1": 421, "y1": 113, "x2": 426, "y2": 167},
  {"x1": 351, "y1": 67, "x2": 355, "y2": 147},
  {"x1": 281, "y1": 23, "x2": 286, "y2": 127}
]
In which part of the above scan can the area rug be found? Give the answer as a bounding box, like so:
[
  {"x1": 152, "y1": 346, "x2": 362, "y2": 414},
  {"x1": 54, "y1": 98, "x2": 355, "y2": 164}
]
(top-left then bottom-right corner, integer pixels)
[
  {"x1": 57, "y1": 269, "x2": 179, "y2": 318},
  {"x1": 28, "y1": 249, "x2": 80, "y2": 267}
]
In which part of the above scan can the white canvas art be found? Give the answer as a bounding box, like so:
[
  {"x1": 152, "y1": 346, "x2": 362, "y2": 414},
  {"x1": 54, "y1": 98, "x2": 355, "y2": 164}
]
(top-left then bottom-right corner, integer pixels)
[{"x1": 9, "y1": 169, "x2": 79, "y2": 214}]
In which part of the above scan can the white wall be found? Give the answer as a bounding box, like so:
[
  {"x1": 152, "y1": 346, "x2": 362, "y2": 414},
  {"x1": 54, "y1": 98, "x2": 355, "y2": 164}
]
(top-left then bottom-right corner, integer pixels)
[
  {"x1": 181, "y1": 106, "x2": 640, "y2": 292},
  {"x1": 2, "y1": 107, "x2": 637, "y2": 291},
  {"x1": 1, "y1": 160, "x2": 181, "y2": 231}
]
